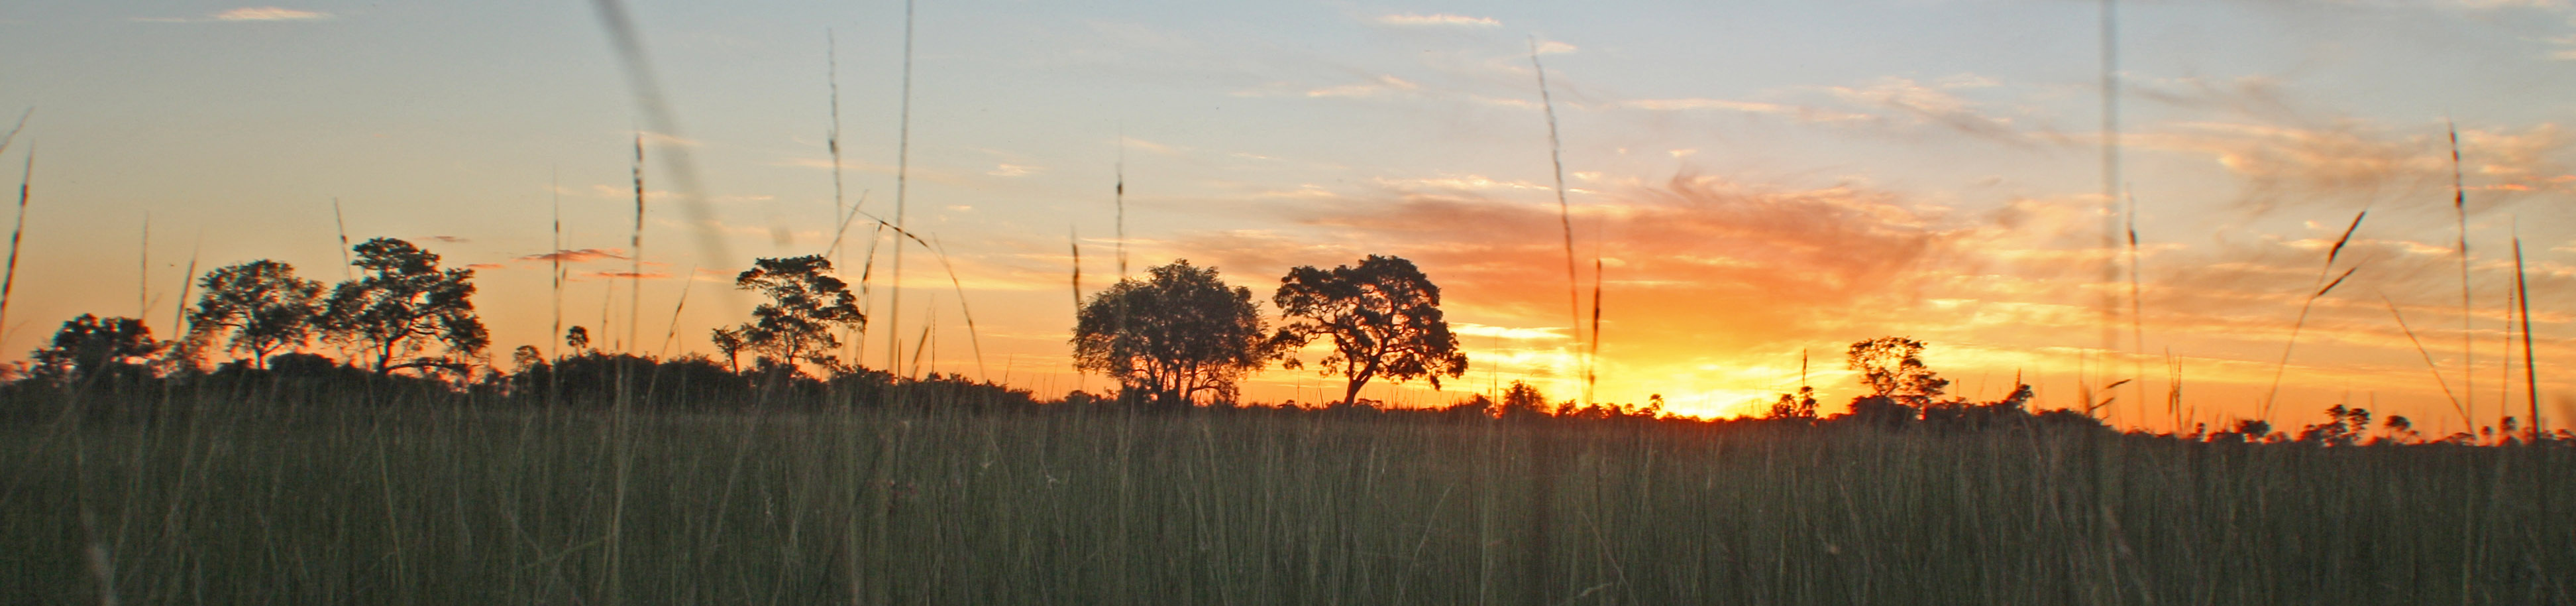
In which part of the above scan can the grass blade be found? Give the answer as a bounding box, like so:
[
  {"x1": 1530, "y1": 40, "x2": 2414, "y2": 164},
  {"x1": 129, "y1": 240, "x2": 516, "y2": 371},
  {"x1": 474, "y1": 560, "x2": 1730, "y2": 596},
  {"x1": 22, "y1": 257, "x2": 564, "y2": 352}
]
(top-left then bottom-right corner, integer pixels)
[
  {"x1": 2514, "y1": 233, "x2": 2539, "y2": 437},
  {"x1": 886, "y1": 0, "x2": 916, "y2": 394},
  {"x1": 586, "y1": 0, "x2": 729, "y2": 268},
  {"x1": 2451, "y1": 119, "x2": 2473, "y2": 428},
  {"x1": 2381, "y1": 294, "x2": 2467, "y2": 428},
  {"x1": 0, "y1": 149, "x2": 30, "y2": 346},
  {"x1": 0, "y1": 108, "x2": 28, "y2": 158},
  {"x1": 1530, "y1": 36, "x2": 1584, "y2": 397},
  {"x1": 333, "y1": 198, "x2": 353, "y2": 280},
  {"x1": 2261, "y1": 209, "x2": 2369, "y2": 421}
]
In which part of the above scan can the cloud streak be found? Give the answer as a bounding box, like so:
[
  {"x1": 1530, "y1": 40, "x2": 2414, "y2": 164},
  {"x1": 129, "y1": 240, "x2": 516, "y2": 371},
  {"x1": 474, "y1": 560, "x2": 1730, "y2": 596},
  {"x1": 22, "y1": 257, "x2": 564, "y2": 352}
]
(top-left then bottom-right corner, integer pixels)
[
  {"x1": 519, "y1": 248, "x2": 629, "y2": 263},
  {"x1": 1373, "y1": 13, "x2": 1501, "y2": 27},
  {"x1": 215, "y1": 7, "x2": 329, "y2": 21}
]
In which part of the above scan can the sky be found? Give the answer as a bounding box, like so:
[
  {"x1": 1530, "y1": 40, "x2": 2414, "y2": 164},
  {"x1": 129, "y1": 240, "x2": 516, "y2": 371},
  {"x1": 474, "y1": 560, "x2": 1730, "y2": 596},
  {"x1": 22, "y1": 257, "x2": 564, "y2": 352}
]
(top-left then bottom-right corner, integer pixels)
[{"x1": 3, "y1": 0, "x2": 2574, "y2": 434}]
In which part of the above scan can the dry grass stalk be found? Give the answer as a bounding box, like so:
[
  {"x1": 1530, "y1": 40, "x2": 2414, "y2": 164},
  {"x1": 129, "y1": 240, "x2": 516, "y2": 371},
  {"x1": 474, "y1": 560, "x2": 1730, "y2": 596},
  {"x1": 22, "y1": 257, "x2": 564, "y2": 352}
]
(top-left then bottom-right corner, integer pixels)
[
  {"x1": 886, "y1": 0, "x2": 917, "y2": 392},
  {"x1": 817, "y1": 190, "x2": 874, "y2": 367},
  {"x1": 138, "y1": 215, "x2": 150, "y2": 318},
  {"x1": 2451, "y1": 119, "x2": 2473, "y2": 428},
  {"x1": 826, "y1": 29, "x2": 856, "y2": 369},
  {"x1": 930, "y1": 237, "x2": 988, "y2": 380},
  {"x1": 2126, "y1": 189, "x2": 2146, "y2": 418},
  {"x1": 2513, "y1": 233, "x2": 2538, "y2": 436},
  {"x1": 553, "y1": 168, "x2": 564, "y2": 402},
  {"x1": 840, "y1": 209, "x2": 989, "y2": 381},
  {"x1": 2260, "y1": 209, "x2": 2367, "y2": 420},
  {"x1": 630, "y1": 132, "x2": 645, "y2": 355},
  {"x1": 171, "y1": 247, "x2": 198, "y2": 359},
  {"x1": 1529, "y1": 36, "x2": 1585, "y2": 401},
  {"x1": 585, "y1": 0, "x2": 727, "y2": 268},
  {"x1": 0, "y1": 108, "x2": 28, "y2": 156},
  {"x1": 331, "y1": 198, "x2": 352, "y2": 280},
  {"x1": 2382, "y1": 294, "x2": 2469, "y2": 428},
  {"x1": 1069, "y1": 228, "x2": 1083, "y2": 314},
  {"x1": 1, "y1": 150, "x2": 31, "y2": 345},
  {"x1": 659, "y1": 267, "x2": 698, "y2": 359},
  {"x1": 2100, "y1": 0, "x2": 2127, "y2": 418},
  {"x1": 1587, "y1": 258, "x2": 1602, "y2": 404}
]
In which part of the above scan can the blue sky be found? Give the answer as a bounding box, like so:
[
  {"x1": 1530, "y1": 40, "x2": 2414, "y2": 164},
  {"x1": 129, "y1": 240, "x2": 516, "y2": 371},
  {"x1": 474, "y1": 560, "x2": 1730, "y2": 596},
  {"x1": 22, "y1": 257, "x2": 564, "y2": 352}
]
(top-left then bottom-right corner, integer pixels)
[{"x1": 4, "y1": 0, "x2": 2573, "y2": 432}]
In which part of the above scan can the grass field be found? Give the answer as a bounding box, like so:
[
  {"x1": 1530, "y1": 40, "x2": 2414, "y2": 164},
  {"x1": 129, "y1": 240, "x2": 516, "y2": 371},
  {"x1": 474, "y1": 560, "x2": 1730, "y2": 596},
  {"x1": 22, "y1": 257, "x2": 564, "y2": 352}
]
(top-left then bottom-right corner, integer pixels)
[{"x1": 5, "y1": 391, "x2": 2571, "y2": 605}]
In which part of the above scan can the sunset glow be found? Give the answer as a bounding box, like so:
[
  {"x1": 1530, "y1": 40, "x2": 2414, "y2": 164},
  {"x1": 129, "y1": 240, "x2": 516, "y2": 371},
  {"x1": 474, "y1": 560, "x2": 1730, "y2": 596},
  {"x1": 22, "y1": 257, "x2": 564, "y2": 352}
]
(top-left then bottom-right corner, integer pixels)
[{"x1": 4, "y1": 0, "x2": 2573, "y2": 434}]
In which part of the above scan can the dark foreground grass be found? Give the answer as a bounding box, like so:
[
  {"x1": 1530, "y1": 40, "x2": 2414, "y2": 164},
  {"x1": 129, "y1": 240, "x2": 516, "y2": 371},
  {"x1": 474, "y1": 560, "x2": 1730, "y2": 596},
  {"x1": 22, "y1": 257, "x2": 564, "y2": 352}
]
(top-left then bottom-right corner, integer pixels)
[{"x1": 4, "y1": 402, "x2": 2570, "y2": 605}]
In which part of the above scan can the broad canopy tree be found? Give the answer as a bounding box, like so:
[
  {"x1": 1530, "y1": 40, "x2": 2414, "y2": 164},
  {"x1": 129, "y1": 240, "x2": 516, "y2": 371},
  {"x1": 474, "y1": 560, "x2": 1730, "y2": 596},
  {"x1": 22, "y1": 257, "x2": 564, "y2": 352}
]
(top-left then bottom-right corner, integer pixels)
[
  {"x1": 716, "y1": 255, "x2": 863, "y2": 373},
  {"x1": 31, "y1": 314, "x2": 165, "y2": 383},
  {"x1": 1271, "y1": 255, "x2": 1467, "y2": 406},
  {"x1": 1073, "y1": 260, "x2": 1271, "y2": 408},
  {"x1": 184, "y1": 259, "x2": 323, "y2": 369},
  {"x1": 320, "y1": 237, "x2": 490, "y2": 375}
]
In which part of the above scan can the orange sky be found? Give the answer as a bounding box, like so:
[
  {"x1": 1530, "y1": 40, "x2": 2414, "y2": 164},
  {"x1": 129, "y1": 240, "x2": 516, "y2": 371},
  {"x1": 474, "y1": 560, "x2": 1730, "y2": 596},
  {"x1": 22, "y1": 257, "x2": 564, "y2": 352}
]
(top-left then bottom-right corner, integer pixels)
[{"x1": 3, "y1": 0, "x2": 2574, "y2": 436}]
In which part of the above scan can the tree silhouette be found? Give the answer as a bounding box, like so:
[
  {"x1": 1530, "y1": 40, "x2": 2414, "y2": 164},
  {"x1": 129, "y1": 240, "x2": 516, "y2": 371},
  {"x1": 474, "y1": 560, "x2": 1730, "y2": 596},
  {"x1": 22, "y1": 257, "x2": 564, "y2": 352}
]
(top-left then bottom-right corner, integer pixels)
[
  {"x1": 31, "y1": 314, "x2": 164, "y2": 383},
  {"x1": 2297, "y1": 404, "x2": 2373, "y2": 446},
  {"x1": 710, "y1": 326, "x2": 747, "y2": 373},
  {"x1": 1072, "y1": 260, "x2": 1270, "y2": 408},
  {"x1": 564, "y1": 326, "x2": 592, "y2": 355},
  {"x1": 320, "y1": 237, "x2": 489, "y2": 375},
  {"x1": 1847, "y1": 336, "x2": 1949, "y2": 407},
  {"x1": 1272, "y1": 255, "x2": 1468, "y2": 406},
  {"x1": 718, "y1": 255, "x2": 863, "y2": 373},
  {"x1": 184, "y1": 259, "x2": 323, "y2": 369},
  {"x1": 1496, "y1": 380, "x2": 1549, "y2": 418},
  {"x1": 1768, "y1": 386, "x2": 1819, "y2": 420}
]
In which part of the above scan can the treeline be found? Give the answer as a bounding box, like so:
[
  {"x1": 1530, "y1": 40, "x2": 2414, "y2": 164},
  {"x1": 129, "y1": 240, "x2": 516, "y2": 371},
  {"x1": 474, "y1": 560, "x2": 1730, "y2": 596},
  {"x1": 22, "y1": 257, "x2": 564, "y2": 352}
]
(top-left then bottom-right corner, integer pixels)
[{"x1": 2, "y1": 237, "x2": 2568, "y2": 446}]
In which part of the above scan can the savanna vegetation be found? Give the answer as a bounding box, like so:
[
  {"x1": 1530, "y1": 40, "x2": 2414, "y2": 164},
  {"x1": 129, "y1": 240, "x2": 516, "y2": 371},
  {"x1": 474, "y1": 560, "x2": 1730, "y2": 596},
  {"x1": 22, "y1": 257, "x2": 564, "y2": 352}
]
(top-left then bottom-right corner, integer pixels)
[{"x1": 2, "y1": 237, "x2": 2571, "y2": 605}]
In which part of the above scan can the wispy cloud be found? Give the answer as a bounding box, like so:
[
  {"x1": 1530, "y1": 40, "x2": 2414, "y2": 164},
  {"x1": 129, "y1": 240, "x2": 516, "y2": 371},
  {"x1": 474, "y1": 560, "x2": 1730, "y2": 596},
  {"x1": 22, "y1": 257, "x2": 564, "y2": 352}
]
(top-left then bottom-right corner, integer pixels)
[
  {"x1": 2127, "y1": 120, "x2": 2573, "y2": 214},
  {"x1": 215, "y1": 7, "x2": 329, "y2": 21},
  {"x1": 1824, "y1": 76, "x2": 2032, "y2": 144},
  {"x1": 518, "y1": 248, "x2": 629, "y2": 263},
  {"x1": 1374, "y1": 13, "x2": 1502, "y2": 27},
  {"x1": 1615, "y1": 97, "x2": 1874, "y2": 123},
  {"x1": 134, "y1": 6, "x2": 331, "y2": 23},
  {"x1": 1305, "y1": 75, "x2": 1422, "y2": 99},
  {"x1": 1118, "y1": 136, "x2": 1185, "y2": 155},
  {"x1": 586, "y1": 271, "x2": 671, "y2": 280}
]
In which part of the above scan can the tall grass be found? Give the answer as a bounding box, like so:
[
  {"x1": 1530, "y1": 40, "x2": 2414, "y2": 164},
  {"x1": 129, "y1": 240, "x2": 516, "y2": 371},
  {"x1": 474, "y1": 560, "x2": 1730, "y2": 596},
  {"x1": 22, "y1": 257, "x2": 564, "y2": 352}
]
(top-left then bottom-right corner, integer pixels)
[
  {"x1": 1529, "y1": 37, "x2": 1586, "y2": 404},
  {"x1": 136, "y1": 215, "x2": 149, "y2": 319},
  {"x1": 1, "y1": 149, "x2": 32, "y2": 346},
  {"x1": 886, "y1": 0, "x2": 917, "y2": 382},
  {"x1": 2383, "y1": 294, "x2": 2469, "y2": 428},
  {"x1": 2259, "y1": 209, "x2": 2366, "y2": 422},
  {"x1": 2450, "y1": 121, "x2": 2473, "y2": 432},
  {"x1": 5, "y1": 401, "x2": 2569, "y2": 605},
  {"x1": 2512, "y1": 235, "x2": 2538, "y2": 436},
  {"x1": 331, "y1": 198, "x2": 353, "y2": 280}
]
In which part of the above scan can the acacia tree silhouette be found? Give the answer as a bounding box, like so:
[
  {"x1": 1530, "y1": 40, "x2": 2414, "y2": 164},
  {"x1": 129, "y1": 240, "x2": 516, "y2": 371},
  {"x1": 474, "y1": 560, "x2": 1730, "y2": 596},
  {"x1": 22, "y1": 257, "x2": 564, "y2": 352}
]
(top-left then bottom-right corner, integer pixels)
[
  {"x1": 320, "y1": 237, "x2": 489, "y2": 375},
  {"x1": 183, "y1": 259, "x2": 323, "y2": 369},
  {"x1": 1271, "y1": 255, "x2": 1468, "y2": 406},
  {"x1": 716, "y1": 255, "x2": 863, "y2": 373},
  {"x1": 1071, "y1": 260, "x2": 1269, "y2": 408}
]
